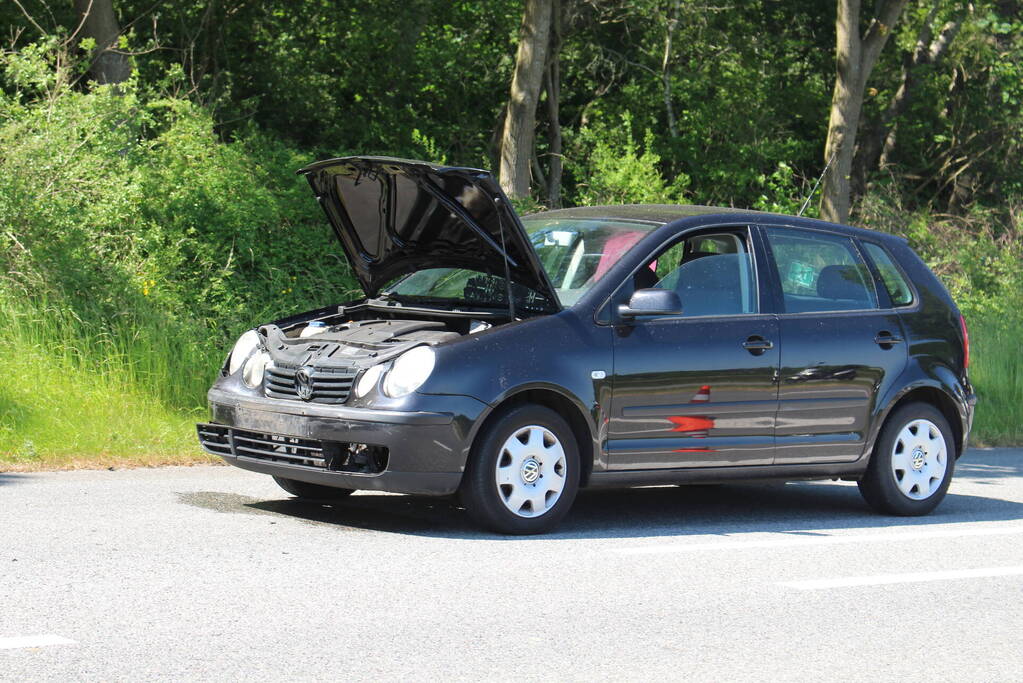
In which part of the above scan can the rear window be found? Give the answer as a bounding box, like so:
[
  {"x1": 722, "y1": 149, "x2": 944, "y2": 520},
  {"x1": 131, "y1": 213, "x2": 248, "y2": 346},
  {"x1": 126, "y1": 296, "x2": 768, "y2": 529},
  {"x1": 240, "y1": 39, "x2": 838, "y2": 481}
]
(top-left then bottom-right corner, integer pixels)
[
  {"x1": 765, "y1": 227, "x2": 878, "y2": 313},
  {"x1": 862, "y1": 242, "x2": 913, "y2": 306}
]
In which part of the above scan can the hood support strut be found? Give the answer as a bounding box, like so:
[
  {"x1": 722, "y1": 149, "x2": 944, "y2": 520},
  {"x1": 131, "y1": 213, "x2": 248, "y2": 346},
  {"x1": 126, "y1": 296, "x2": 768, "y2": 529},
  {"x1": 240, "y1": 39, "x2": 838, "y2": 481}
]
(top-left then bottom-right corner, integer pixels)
[
  {"x1": 416, "y1": 176, "x2": 518, "y2": 320},
  {"x1": 415, "y1": 177, "x2": 520, "y2": 268},
  {"x1": 493, "y1": 196, "x2": 516, "y2": 321}
]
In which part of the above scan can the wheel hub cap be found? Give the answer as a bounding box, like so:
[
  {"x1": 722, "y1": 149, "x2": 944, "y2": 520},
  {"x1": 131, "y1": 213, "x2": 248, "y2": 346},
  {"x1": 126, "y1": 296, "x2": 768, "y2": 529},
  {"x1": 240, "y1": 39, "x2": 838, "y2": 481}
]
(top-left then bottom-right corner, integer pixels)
[
  {"x1": 890, "y1": 418, "x2": 948, "y2": 501},
  {"x1": 521, "y1": 458, "x2": 541, "y2": 483},
  {"x1": 495, "y1": 425, "x2": 568, "y2": 518}
]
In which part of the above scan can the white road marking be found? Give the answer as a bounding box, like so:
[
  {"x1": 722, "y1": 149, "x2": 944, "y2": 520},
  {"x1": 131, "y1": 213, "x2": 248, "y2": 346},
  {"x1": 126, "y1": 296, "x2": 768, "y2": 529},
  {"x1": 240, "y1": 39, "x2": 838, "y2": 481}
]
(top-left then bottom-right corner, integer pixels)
[
  {"x1": 614, "y1": 524, "x2": 1023, "y2": 555},
  {"x1": 780, "y1": 566, "x2": 1023, "y2": 590},
  {"x1": 0, "y1": 634, "x2": 77, "y2": 650}
]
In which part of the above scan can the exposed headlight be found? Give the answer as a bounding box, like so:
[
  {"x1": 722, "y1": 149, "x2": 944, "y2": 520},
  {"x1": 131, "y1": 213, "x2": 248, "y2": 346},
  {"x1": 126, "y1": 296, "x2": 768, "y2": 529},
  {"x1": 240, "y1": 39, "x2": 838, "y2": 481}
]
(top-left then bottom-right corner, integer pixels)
[
  {"x1": 242, "y1": 351, "x2": 271, "y2": 388},
  {"x1": 228, "y1": 330, "x2": 260, "y2": 375},
  {"x1": 355, "y1": 364, "x2": 385, "y2": 398},
  {"x1": 382, "y1": 346, "x2": 435, "y2": 398}
]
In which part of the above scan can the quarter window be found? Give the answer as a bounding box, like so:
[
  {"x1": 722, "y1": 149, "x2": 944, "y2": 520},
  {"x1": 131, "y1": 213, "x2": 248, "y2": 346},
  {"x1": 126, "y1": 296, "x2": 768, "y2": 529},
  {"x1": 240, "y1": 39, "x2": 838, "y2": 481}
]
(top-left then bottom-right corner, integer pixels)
[
  {"x1": 862, "y1": 242, "x2": 913, "y2": 306},
  {"x1": 765, "y1": 228, "x2": 878, "y2": 313}
]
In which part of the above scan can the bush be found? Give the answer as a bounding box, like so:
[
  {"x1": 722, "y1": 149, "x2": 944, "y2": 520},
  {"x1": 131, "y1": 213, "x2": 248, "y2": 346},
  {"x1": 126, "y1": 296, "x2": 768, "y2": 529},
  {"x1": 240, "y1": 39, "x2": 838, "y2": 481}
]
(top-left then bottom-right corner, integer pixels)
[
  {"x1": 0, "y1": 41, "x2": 357, "y2": 462},
  {"x1": 569, "y1": 113, "x2": 689, "y2": 206},
  {"x1": 856, "y1": 189, "x2": 1023, "y2": 445}
]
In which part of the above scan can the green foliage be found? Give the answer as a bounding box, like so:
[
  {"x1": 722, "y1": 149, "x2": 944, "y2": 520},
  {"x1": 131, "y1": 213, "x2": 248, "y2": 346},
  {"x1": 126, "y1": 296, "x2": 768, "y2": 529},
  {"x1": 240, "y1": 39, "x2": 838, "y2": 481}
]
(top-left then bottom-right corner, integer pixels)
[
  {"x1": 0, "y1": 40, "x2": 358, "y2": 463},
  {"x1": 753, "y1": 162, "x2": 818, "y2": 217},
  {"x1": 857, "y1": 189, "x2": 1023, "y2": 445},
  {"x1": 857, "y1": 189, "x2": 1023, "y2": 321},
  {"x1": 570, "y1": 114, "x2": 689, "y2": 205}
]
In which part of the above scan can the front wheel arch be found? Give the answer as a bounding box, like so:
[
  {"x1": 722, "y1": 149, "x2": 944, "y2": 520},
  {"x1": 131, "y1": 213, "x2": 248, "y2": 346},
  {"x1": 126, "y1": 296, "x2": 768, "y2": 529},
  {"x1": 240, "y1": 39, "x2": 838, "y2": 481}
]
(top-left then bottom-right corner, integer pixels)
[{"x1": 466, "y1": 387, "x2": 596, "y2": 487}]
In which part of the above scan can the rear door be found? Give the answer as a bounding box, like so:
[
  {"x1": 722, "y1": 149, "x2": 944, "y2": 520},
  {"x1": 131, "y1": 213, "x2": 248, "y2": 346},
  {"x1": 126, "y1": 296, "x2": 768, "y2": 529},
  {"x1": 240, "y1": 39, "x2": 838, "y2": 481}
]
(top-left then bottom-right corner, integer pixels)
[
  {"x1": 762, "y1": 226, "x2": 908, "y2": 464},
  {"x1": 607, "y1": 227, "x2": 780, "y2": 469}
]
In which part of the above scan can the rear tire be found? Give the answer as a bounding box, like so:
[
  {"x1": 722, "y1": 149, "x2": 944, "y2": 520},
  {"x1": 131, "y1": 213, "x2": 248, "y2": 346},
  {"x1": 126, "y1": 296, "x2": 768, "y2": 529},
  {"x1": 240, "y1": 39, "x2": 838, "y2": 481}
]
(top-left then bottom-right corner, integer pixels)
[
  {"x1": 858, "y1": 402, "x2": 955, "y2": 516},
  {"x1": 272, "y1": 476, "x2": 355, "y2": 501},
  {"x1": 461, "y1": 404, "x2": 580, "y2": 535}
]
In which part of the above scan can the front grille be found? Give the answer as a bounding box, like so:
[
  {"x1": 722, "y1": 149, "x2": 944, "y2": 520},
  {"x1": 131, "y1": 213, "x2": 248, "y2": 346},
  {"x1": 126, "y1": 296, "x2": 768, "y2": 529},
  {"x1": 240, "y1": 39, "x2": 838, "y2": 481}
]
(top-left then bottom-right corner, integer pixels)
[
  {"x1": 196, "y1": 423, "x2": 389, "y2": 473},
  {"x1": 264, "y1": 364, "x2": 356, "y2": 404},
  {"x1": 197, "y1": 423, "x2": 327, "y2": 467}
]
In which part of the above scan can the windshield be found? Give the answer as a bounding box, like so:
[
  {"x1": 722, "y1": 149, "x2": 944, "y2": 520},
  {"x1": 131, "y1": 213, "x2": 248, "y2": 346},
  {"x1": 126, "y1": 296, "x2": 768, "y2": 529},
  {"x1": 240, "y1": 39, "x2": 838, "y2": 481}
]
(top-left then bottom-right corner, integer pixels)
[{"x1": 387, "y1": 216, "x2": 658, "y2": 308}]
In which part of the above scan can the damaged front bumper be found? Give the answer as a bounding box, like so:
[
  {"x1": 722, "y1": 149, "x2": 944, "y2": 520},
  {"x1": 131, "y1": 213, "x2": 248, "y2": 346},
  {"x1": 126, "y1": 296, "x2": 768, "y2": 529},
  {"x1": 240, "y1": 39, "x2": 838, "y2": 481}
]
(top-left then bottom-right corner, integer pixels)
[{"x1": 198, "y1": 387, "x2": 487, "y2": 495}]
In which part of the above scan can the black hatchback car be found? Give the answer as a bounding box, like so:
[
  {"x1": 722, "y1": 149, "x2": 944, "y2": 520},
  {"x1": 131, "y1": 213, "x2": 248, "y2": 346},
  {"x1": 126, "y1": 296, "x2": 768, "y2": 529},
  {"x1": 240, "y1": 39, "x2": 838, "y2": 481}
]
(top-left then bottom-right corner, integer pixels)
[{"x1": 197, "y1": 156, "x2": 976, "y2": 534}]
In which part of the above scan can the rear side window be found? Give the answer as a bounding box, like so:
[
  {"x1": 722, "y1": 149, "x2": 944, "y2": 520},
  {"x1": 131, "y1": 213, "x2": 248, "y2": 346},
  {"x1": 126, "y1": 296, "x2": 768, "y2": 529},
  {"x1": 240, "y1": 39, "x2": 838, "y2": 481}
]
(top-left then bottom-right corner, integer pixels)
[
  {"x1": 862, "y1": 242, "x2": 913, "y2": 306},
  {"x1": 765, "y1": 228, "x2": 878, "y2": 313}
]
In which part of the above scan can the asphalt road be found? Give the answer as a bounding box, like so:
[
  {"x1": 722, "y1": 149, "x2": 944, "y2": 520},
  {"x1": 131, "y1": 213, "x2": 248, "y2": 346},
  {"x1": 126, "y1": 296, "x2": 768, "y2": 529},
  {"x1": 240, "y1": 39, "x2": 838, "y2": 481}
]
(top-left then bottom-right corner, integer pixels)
[{"x1": 2, "y1": 448, "x2": 1022, "y2": 681}]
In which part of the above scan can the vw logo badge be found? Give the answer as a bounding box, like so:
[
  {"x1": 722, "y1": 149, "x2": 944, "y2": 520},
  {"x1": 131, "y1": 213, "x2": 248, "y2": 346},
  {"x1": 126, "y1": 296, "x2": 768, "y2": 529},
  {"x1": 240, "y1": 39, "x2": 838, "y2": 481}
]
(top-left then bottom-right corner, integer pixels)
[
  {"x1": 294, "y1": 366, "x2": 314, "y2": 401},
  {"x1": 521, "y1": 458, "x2": 541, "y2": 484}
]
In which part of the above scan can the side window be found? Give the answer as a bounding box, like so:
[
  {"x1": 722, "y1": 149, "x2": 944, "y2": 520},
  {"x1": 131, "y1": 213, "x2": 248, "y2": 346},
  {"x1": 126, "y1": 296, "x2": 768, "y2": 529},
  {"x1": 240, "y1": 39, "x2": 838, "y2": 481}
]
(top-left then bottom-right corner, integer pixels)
[
  {"x1": 644, "y1": 231, "x2": 757, "y2": 317},
  {"x1": 862, "y1": 242, "x2": 913, "y2": 306},
  {"x1": 765, "y1": 228, "x2": 878, "y2": 313}
]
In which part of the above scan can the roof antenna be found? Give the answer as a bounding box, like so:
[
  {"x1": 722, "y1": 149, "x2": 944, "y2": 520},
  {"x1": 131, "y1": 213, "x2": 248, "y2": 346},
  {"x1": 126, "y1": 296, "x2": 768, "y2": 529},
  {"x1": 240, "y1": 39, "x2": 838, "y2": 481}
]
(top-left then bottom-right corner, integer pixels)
[
  {"x1": 493, "y1": 196, "x2": 517, "y2": 322},
  {"x1": 798, "y1": 151, "x2": 837, "y2": 217}
]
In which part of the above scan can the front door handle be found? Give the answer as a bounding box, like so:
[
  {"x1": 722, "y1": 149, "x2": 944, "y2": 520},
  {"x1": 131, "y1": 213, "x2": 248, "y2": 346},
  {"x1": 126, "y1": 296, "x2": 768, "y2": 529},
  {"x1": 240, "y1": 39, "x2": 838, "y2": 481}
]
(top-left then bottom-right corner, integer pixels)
[
  {"x1": 742, "y1": 336, "x2": 774, "y2": 355},
  {"x1": 874, "y1": 331, "x2": 904, "y2": 348}
]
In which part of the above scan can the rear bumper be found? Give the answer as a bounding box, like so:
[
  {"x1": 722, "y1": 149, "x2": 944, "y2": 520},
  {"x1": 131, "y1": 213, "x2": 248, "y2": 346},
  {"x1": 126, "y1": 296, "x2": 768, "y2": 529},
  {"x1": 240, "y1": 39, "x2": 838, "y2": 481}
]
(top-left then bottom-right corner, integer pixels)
[
  {"x1": 199, "y1": 388, "x2": 487, "y2": 495},
  {"x1": 963, "y1": 391, "x2": 978, "y2": 452}
]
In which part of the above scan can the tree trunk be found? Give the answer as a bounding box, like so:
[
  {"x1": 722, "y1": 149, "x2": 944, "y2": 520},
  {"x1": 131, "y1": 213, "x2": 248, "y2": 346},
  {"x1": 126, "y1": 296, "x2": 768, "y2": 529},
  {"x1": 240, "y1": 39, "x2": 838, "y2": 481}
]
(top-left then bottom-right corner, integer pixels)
[
  {"x1": 821, "y1": 0, "x2": 908, "y2": 223},
  {"x1": 879, "y1": 14, "x2": 964, "y2": 167},
  {"x1": 500, "y1": 0, "x2": 553, "y2": 199},
  {"x1": 545, "y1": 0, "x2": 563, "y2": 208},
  {"x1": 853, "y1": 3, "x2": 965, "y2": 189},
  {"x1": 661, "y1": 0, "x2": 681, "y2": 138},
  {"x1": 74, "y1": 0, "x2": 130, "y2": 86}
]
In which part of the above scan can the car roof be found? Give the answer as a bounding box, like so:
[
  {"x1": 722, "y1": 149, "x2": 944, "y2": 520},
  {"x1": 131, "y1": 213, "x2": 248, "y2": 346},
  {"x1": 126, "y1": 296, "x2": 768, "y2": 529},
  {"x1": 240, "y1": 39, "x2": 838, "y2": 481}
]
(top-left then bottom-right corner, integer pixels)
[{"x1": 524, "y1": 204, "x2": 906, "y2": 243}]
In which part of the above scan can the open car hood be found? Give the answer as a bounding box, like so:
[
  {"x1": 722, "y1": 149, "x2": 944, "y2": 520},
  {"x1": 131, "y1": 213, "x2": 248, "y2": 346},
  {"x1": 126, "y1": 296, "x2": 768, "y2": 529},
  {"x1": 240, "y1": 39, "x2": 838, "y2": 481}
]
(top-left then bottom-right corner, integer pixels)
[{"x1": 298, "y1": 156, "x2": 560, "y2": 311}]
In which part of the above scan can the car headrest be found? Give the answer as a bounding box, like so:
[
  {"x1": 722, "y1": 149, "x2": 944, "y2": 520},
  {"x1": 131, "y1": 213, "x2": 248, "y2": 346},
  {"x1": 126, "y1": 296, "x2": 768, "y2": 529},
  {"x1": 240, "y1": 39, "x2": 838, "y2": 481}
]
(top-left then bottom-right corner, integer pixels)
[
  {"x1": 680, "y1": 250, "x2": 717, "y2": 267},
  {"x1": 817, "y1": 265, "x2": 869, "y2": 302}
]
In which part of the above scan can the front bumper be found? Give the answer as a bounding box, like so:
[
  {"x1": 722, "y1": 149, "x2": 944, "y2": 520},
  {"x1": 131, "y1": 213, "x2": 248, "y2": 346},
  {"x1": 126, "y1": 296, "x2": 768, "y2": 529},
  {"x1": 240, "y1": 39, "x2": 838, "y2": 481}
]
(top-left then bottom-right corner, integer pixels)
[{"x1": 199, "y1": 388, "x2": 488, "y2": 495}]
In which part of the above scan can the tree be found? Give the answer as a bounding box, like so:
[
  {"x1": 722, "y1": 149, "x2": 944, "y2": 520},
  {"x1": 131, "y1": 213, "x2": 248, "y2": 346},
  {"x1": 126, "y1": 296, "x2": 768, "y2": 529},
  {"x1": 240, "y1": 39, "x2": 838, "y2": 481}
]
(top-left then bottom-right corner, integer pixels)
[
  {"x1": 854, "y1": 2, "x2": 967, "y2": 193},
  {"x1": 821, "y1": 0, "x2": 909, "y2": 223},
  {"x1": 74, "y1": 0, "x2": 130, "y2": 85},
  {"x1": 500, "y1": 0, "x2": 554, "y2": 199}
]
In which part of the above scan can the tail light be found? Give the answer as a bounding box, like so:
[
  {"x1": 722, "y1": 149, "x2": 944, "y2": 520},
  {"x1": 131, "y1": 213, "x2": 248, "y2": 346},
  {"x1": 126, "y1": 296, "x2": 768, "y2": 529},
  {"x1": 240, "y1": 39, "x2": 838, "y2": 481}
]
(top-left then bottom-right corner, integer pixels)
[{"x1": 959, "y1": 314, "x2": 970, "y2": 370}]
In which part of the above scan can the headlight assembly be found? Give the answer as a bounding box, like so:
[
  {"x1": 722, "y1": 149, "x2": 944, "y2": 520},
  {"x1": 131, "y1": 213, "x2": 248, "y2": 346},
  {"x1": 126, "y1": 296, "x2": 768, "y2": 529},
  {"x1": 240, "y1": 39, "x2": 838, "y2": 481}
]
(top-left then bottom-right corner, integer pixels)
[
  {"x1": 228, "y1": 330, "x2": 260, "y2": 375},
  {"x1": 242, "y1": 351, "x2": 271, "y2": 388},
  {"x1": 382, "y1": 346, "x2": 435, "y2": 398},
  {"x1": 355, "y1": 364, "x2": 385, "y2": 398}
]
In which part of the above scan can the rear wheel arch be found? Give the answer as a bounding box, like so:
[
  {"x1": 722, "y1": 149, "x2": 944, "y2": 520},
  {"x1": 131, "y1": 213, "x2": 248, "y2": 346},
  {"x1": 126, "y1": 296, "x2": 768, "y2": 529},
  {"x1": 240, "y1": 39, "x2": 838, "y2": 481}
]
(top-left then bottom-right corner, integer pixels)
[
  {"x1": 877, "y1": 385, "x2": 964, "y2": 460},
  {"x1": 467, "y1": 387, "x2": 596, "y2": 488}
]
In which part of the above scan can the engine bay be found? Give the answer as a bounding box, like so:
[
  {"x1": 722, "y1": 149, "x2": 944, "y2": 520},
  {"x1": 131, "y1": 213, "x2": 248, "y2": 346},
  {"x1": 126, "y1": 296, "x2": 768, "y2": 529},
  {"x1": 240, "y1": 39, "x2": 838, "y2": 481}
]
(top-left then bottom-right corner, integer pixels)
[{"x1": 260, "y1": 301, "x2": 507, "y2": 371}]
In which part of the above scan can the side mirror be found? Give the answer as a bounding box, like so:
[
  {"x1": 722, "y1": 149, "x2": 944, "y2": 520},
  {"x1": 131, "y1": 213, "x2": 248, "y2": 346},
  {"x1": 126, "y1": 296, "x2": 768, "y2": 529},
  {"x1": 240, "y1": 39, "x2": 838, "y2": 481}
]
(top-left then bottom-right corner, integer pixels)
[{"x1": 617, "y1": 288, "x2": 682, "y2": 320}]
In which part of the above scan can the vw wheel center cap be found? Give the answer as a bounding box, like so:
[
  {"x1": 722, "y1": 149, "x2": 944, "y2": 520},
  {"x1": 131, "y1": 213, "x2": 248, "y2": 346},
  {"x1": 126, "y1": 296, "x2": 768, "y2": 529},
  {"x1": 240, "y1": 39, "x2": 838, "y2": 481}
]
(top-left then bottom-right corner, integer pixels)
[{"x1": 521, "y1": 458, "x2": 541, "y2": 484}]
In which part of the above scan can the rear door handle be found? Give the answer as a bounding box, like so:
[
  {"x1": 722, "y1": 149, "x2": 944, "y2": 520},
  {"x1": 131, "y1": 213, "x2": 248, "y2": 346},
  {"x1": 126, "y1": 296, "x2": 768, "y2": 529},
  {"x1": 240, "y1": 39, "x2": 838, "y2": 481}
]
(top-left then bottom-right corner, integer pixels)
[
  {"x1": 742, "y1": 336, "x2": 774, "y2": 355},
  {"x1": 874, "y1": 332, "x2": 904, "y2": 347}
]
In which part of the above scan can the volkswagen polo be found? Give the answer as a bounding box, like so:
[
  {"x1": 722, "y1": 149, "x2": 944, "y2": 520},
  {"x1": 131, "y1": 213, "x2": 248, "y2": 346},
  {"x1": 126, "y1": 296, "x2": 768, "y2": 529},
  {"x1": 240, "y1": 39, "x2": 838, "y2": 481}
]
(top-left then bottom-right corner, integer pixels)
[{"x1": 197, "y1": 156, "x2": 976, "y2": 534}]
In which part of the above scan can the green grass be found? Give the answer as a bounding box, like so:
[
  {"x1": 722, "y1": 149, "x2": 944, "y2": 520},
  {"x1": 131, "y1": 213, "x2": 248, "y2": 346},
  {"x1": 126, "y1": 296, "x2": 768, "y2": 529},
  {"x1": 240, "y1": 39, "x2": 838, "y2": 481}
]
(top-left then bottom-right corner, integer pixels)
[
  {"x1": 968, "y1": 315, "x2": 1023, "y2": 446},
  {"x1": 0, "y1": 293, "x2": 219, "y2": 469}
]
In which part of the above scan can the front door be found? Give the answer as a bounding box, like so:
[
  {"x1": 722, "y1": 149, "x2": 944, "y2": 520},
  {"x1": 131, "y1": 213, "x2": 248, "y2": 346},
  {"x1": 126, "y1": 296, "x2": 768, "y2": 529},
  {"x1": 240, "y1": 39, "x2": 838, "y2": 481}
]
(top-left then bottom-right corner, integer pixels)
[{"x1": 607, "y1": 228, "x2": 780, "y2": 469}]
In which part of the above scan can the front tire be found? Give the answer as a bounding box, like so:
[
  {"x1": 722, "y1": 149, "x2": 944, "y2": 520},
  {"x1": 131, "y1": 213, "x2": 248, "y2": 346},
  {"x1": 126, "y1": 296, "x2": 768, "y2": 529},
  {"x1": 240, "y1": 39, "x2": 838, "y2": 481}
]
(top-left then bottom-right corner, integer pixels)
[
  {"x1": 272, "y1": 476, "x2": 355, "y2": 501},
  {"x1": 461, "y1": 404, "x2": 580, "y2": 534},
  {"x1": 858, "y1": 402, "x2": 955, "y2": 516}
]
